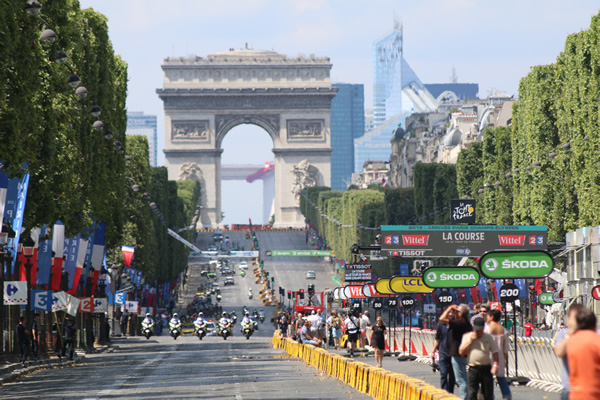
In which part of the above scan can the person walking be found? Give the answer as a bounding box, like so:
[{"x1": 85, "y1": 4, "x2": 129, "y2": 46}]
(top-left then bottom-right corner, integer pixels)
[
  {"x1": 553, "y1": 304, "x2": 584, "y2": 400},
  {"x1": 16, "y1": 317, "x2": 29, "y2": 363},
  {"x1": 31, "y1": 313, "x2": 40, "y2": 360},
  {"x1": 459, "y1": 316, "x2": 499, "y2": 400},
  {"x1": 344, "y1": 310, "x2": 360, "y2": 357},
  {"x1": 120, "y1": 309, "x2": 130, "y2": 336},
  {"x1": 329, "y1": 310, "x2": 342, "y2": 349},
  {"x1": 63, "y1": 319, "x2": 77, "y2": 360},
  {"x1": 369, "y1": 316, "x2": 387, "y2": 368},
  {"x1": 432, "y1": 306, "x2": 455, "y2": 394},
  {"x1": 559, "y1": 306, "x2": 600, "y2": 400},
  {"x1": 360, "y1": 311, "x2": 370, "y2": 348},
  {"x1": 487, "y1": 309, "x2": 512, "y2": 400},
  {"x1": 440, "y1": 304, "x2": 472, "y2": 400}
]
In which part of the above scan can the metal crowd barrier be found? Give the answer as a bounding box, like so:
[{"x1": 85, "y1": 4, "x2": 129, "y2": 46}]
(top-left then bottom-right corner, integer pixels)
[{"x1": 371, "y1": 327, "x2": 563, "y2": 393}]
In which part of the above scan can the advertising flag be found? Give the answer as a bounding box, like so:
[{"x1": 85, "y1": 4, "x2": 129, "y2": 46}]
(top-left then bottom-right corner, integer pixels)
[
  {"x1": 3, "y1": 281, "x2": 27, "y2": 305},
  {"x1": 36, "y1": 226, "x2": 52, "y2": 285},
  {"x1": 79, "y1": 297, "x2": 93, "y2": 313},
  {"x1": 94, "y1": 297, "x2": 108, "y2": 313},
  {"x1": 90, "y1": 222, "x2": 106, "y2": 295},
  {"x1": 51, "y1": 221, "x2": 65, "y2": 290},
  {"x1": 126, "y1": 300, "x2": 138, "y2": 314},
  {"x1": 69, "y1": 237, "x2": 88, "y2": 295},
  {"x1": 31, "y1": 289, "x2": 52, "y2": 311},
  {"x1": 66, "y1": 294, "x2": 80, "y2": 317},
  {"x1": 51, "y1": 291, "x2": 69, "y2": 312},
  {"x1": 63, "y1": 235, "x2": 79, "y2": 293},
  {"x1": 4, "y1": 172, "x2": 30, "y2": 274},
  {"x1": 122, "y1": 245, "x2": 134, "y2": 267}
]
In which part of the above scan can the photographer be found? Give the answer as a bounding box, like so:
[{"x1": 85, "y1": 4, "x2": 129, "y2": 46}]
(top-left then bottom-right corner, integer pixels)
[
  {"x1": 440, "y1": 304, "x2": 472, "y2": 400},
  {"x1": 344, "y1": 310, "x2": 360, "y2": 357}
]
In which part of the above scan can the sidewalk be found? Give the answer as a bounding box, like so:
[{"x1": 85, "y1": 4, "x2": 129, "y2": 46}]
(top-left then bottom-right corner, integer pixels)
[
  {"x1": 0, "y1": 341, "x2": 115, "y2": 385},
  {"x1": 323, "y1": 345, "x2": 561, "y2": 400}
]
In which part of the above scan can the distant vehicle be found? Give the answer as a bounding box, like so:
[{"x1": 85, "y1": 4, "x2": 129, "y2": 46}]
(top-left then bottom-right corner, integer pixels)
[
  {"x1": 181, "y1": 322, "x2": 195, "y2": 336},
  {"x1": 207, "y1": 244, "x2": 219, "y2": 252},
  {"x1": 213, "y1": 231, "x2": 224, "y2": 242},
  {"x1": 238, "y1": 261, "x2": 249, "y2": 271},
  {"x1": 205, "y1": 320, "x2": 217, "y2": 336},
  {"x1": 224, "y1": 277, "x2": 235, "y2": 286},
  {"x1": 306, "y1": 271, "x2": 316, "y2": 279}
]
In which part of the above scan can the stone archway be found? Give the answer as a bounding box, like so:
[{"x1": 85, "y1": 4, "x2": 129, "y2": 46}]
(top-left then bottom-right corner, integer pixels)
[{"x1": 157, "y1": 48, "x2": 337, "y2": 228}]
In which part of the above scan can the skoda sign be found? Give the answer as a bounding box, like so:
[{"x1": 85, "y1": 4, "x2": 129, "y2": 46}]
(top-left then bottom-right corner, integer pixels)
[
  {"x1": 479, "y1": 250, "x2": 553, "y2": 279},
  {"x1": 538, "y1": 292, "x2": 556, "y2": 305},
  {"x1": 423, "y1": 267, "x2": 480, "y2": 288}
]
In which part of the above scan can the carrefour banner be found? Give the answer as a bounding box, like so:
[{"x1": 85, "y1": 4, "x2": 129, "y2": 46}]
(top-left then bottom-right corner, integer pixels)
[{"x1": 381, "y1": 225, "x2": 547, "y2": 258}]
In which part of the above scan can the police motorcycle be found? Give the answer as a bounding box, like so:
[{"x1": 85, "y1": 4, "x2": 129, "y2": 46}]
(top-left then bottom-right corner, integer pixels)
[
  {"x1": 243, "y1": 306, "x2": 249, "y2": 315},
  {"x1": 141, "y1": 313, "x2": 155, "y2": 340},
  {"x1": 230, "y1": 311, "x2": 237, "y2": 324},
  {"x1": 218, "y1": 312, "x2": 234, "y2": 340},
  {"x1": 248, "y1": 288, "x2": 253, "y2": 300},
  {"x1": 169, "y1": 313, "x2": 182, "y2": 340},
  {"x1": 193, "y1": 313, "x2": 207, "y2": 341},
  {"x1": 240, "y1": 313, "x2": 256, "y2": 340},
  {"x1": 258, "y1": 310, "x2": 265, "y2": 324},
  {"x1": 216, "y1": 293, "x2": 222, "y2": 302}
]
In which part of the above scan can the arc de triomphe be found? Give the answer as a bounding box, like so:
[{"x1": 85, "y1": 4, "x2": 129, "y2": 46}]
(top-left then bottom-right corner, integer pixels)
[{"x1": 157, "y1": 49, "x2": 337, "y2": 228}]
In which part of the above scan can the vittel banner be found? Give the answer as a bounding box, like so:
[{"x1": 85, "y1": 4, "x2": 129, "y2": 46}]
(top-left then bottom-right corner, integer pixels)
[
  {"x1": 381, "y1": 225, "x2": 548, "y2": 258},
  {"x1": 479, "y1": 250, "x2": 553, "y2": 279},
  {"x1": 422, "y1": 266, "x2": 480, "y2": 288}
]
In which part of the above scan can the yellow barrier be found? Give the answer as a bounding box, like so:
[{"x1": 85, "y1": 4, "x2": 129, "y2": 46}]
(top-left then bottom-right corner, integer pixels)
[{"x1": 272, "y1": 332, "x2": 460, "y2": 400}]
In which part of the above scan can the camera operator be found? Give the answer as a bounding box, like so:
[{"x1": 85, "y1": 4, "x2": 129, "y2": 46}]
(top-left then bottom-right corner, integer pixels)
[
  {"x1": 440, "y1": 304, "x2": 472, "y2": 400},
  {"x1": 344, "y1": 309, "x2": 360, "y2": 357}
]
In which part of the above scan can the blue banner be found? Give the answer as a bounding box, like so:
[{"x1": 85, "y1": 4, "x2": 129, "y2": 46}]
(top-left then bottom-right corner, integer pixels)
[
  {"x1": 3, "y1": 173, "x2": 30, "y2": 274},
  {"x1": 477, "y1": 278, "x2": 488, "y2": 301},
  {"x1": 81, "y1": 224, "x2": 96, "y2": 281},
  {"x1": 399, "y1": 263, "x2": 409, "y2": 276},
  {"x1": 31, "y1": 290, "x2": 52, "y2": 311},
  {"x1": 495, "y1": 279, "x2": 503, "y2": 302},
  {"x1": 63, "y1": 235, "x2": 80, "y2": 290},
  {"x1": 515, "y1": 279, "x2": 527, "y2": 298},
  {"x1": 36, "y1": 226, "x2": 52, "y2": 285}
]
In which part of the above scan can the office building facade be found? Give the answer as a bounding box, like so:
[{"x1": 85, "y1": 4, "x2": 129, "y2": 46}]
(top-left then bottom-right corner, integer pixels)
[{"x1": 126, "y1": 112, "x2": 158, "y2": 167}]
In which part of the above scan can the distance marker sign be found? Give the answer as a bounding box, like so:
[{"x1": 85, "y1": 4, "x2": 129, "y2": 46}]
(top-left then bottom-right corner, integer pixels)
[
  {"x1": 423, "y1": 267, "x2": 480, "y2": 288},
  {"x1": 479, "y1": 250, "x2": 553, "y2": 279}
]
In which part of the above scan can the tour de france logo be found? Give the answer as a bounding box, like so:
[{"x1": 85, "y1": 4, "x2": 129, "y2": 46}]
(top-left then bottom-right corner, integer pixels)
[
  {"x1": 484, "y1": 258, "x2": 498, "y2": 272},
  {"x1": 427, "y1": 272, "x2": 437, "y2": 282}
]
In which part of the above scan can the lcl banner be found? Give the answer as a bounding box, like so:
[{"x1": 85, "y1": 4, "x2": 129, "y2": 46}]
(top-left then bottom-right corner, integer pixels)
[{"x1": 381, "y1": 225, "x2": 548, "y2": 258}]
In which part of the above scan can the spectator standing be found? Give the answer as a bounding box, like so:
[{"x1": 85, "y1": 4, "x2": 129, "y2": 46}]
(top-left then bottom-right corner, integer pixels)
[
  {"x1": 553, "y1": 304, "x2": 583, "y2": 400},
  {"x1": 561, "y1": 306, "x2": 600, "y2": 400},
  {"x1": 344, "y1": 311, "x2": 360, "y2": 357},
  {"x1": 471, "y1": 303, "x2": 490, "y2": 328},
  {"x1": 523, "y1": 319, "x2": 533, "y2": 337},
  {"x1": 120, "y1": 309, "x2": 130, "y2": 336},
  {"x1": 369, "y1": 316, "x2": 387, "y2": 368},
  {"x1": 31, "y1": 313, "x2": 40, "y2": 360},
  {"x1": 432, "y1": 306, "x2": 455, "y2": 394},
  {"x1": 459, "y1": 316, "x2": 499, "y2": 400},
  {"x1": 360, "y1": 311, "x2": 370, "y2": 348},
  {"x1": 487, "y1": 309, "x2": 512, "y2": 400},
  {"x1": 317, "y1": 309, "x2": 327, "y2": 341},
  {"x1": 16, "y1": 317, "x2": 29, "y2": 363},
  {"x1": 329, "y1": 310, "x2": 342, "y2": 349},
  {"x1": 63, "y1": 319, "x2": 77, "y2": 360},
  {"x1": 440, "y1": 304, "x2": 472, "y2": 400}
]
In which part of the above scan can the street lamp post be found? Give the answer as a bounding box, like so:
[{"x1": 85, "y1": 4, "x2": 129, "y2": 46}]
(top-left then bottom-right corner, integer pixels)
[
  {"x1": 21, "y1": 234, "x2": 36, "y2": 331},
  {"x1": 0, "y1": 223, "x2": 16, "y2": 353}
]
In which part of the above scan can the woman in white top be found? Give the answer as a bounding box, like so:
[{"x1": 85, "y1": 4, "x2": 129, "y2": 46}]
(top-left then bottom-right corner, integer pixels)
[{"x1": 487, "y1": 309, "x2": 512, "y2": 400}]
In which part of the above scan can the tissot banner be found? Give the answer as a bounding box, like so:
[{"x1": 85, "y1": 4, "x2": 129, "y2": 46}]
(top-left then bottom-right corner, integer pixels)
[
  {"x1": 450, "y1": 199, "x2": 476, "y2": 224},
  {"x1": 381, "y1": 225, "x2": 548, "y2": 258},
  {"x1": 344, "y1": 264, "x2": 372, "y2": 283}
]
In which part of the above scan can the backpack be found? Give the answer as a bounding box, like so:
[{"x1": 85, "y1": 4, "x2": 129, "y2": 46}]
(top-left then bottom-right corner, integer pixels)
[{"x1": 332, "y1": 316, "x2": 341, "y2": 329}]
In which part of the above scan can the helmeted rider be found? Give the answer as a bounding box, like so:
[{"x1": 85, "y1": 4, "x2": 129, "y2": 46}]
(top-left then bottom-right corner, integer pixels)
[
  {"x1": 241, "y1": 311, "x2": 254, "y2": 328},
  {"x1": 194, "y1": 312, "x2": 207, "y2": 328},
  {"x1": 219, "y1": 311, "x2": 232, "y2": 335},
  {"x1": 142, "y1": 313, "x2": 154, "y2": 326},
  {"x1": 169, "y1": 313, "x2": 181, "y2": 331}
]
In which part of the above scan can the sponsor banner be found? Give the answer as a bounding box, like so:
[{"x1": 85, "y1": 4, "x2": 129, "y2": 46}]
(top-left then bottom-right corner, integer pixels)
[
  {"x1": 362, "y1": 283, "x2": 395, "y2": 297},
  {"x1": 479, "y1": 250, "x2": 553, "y2": 279},
  {"x1": 3, "y1": 281, "x2": 28, "y2": 305},
  {"x1": 344, "y1": 264, "x2": 372, "y2": 283},
  {"x1": 450, "y1": 199, "x2": 476, "y2": 224},
  {"x1": 375, "y1": 278, "x2": 394, "y2": 294},
  {"x1": 423, "y1": 267, "x2": 480, "y2": 288},
  {"x1": 592, "y1": 286, "x2": 600, "y2": 301},
  {"x1": 126, "y1": 300, "x2": 139, "y2": 314},
  {"x1": 94, "y1": 297, "x2": 108, "y2": 313},
  {"x1": 423, "y1": 303, "x2": 436, "y2": 313},
  {"x1": 52, "y1": 291, "x2": 69, "y2": 312},
  {"x1": 268, "y1": 250, "x2": 331, "y2": 257},
  {"x1": 381, "y1": 225, "x2": 547, "y2": 257},
  {"x1": 389, "y1": 276, "x2": 434, "y2": 294},
  {"x1": 66, "y1": 295, "x2": 80, "y2": 317},
  {"x1": 31, "y1": 290, "x2": 52, "y2": 311},
  {"x1": 343, "y1": 285, "x2": 367, "y2": 299},
  {"x1": 538, "y1": 292, "x2": 556, "y2": 305},
  {"x1": 79, "y1": 297, "x2": 93, "y2": 313}
]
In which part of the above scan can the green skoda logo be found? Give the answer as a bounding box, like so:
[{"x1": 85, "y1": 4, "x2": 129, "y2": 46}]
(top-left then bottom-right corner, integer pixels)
[
  {"x1": 423, "y1": 267, "x2": 480, "y2": 288},
  {"x1": 479, "y1": 251, "x2": 553, "y2": 279}
]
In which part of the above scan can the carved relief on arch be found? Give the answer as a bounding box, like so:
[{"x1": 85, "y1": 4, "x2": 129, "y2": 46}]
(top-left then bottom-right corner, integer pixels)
[
  {"x1": 178, "y1": 162, "x2": 203, "y2": 181},
  {"x1": 215, "y1": 114, "x2": 280, "y2": 146}
]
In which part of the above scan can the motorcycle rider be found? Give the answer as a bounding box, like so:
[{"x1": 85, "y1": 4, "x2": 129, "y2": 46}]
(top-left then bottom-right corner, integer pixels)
[
  {"x1": 219, "y1": 312, "x2": 233, "y2": 336},
  {"x1": 169, "y1": 313, "x2": 181, "y2": 335},
  {"x1": 142, "y1": 313, "x2": 155, "y2": 337},
  {"x1": 248, "y1": 288, "x2": 253, "y2": 299},
  {"x1": 240, "y1": 312, "x2": 255, "y2": 336},
  {"x1": 194, "y1": 312, "x2": 207, "y2": 337}
]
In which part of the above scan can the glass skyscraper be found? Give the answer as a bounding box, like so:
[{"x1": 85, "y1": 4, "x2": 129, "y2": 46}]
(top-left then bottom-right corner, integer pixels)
[
  {"x1": 330, "y1": 84, "x2": 364, "y2": 191},
  {"x1": 126, "y1": 112, "x2": 158, "y2": 167},
  {"x1": 355, "y1": 21, "x2": 436, "y2": 172}
]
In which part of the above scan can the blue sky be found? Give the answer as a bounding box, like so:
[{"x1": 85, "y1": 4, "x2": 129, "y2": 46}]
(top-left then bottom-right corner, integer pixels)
[{"x1": 79, "y1": 0, "x2": 600, "y2": 224}]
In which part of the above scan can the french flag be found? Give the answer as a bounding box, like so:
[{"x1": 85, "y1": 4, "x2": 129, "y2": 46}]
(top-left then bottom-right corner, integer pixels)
[
  {"x1": 68, "y1": 237, "x2": 88, "y2": 295},
  {"x1": 90, "y1": 222, "x2": 106, "y2": 295},
  {"x1": 51, "y1": 221, "x2": 65, "y2": 290},
  {"x1": 122, "y1": 245, "x2": 134, "y2": 267}
]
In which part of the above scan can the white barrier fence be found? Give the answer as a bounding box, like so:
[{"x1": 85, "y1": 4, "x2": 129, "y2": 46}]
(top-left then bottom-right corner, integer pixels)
[{"x1": 368, "y1": 327, "x2": 563, "y2": 393}]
